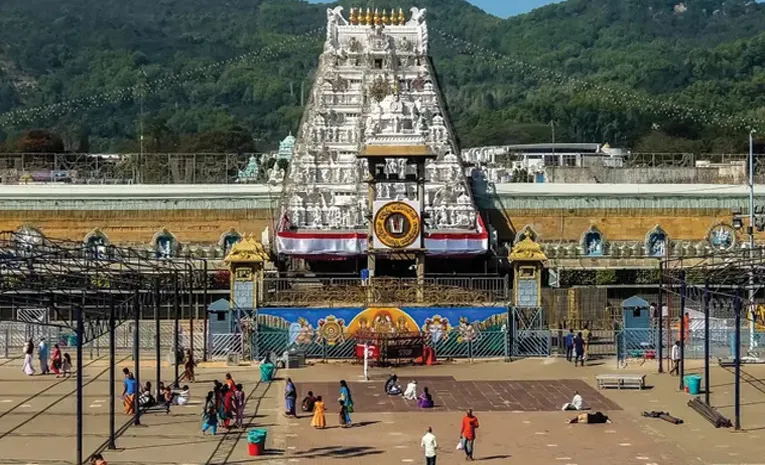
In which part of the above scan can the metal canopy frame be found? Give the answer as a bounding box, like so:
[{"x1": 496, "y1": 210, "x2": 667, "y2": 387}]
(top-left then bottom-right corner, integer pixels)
[
  {"x1": 0, "y1": 230, "x2": 209, "y2": 465},
  {"x1": 661, "y1": 247, "x2": 765, "y2": 431}
]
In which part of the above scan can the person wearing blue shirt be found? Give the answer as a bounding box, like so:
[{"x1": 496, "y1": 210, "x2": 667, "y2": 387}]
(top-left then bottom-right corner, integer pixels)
[
  {"x1": 564, "y1": 329, "x2": 574, "y2": 362},
  {"x1": 121, "y1": 368, "x2": 137, "y2": 415}
]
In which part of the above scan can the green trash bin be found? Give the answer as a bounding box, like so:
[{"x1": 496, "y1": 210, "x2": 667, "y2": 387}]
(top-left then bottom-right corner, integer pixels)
[
  {"x1": 248, "y1": 428, "x2": 267, "y2": 444},
  {"x1": 260, "y1": 363, "x2": 275, "y2": 382},
  {"x1": 684, "y1": 375, "x2": 702, "y2": 395}
]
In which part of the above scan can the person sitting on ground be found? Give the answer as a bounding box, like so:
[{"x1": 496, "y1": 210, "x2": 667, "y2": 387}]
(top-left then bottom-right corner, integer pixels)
[
  {"x1": 90, "y1": 453, "x2": 108, "y2": 465},
  {"x1": 174, "y1": 385, "x2": 190, "y2": 406},
  {"x1": 385, "y1": 374, "x2": 402, "y2": 395},
  {"x1": 301, "y1": 391, "x2": 317, "y2": 412},
  {"x1": 561, "y1": 390, "x2": 583, "y2": 411},
  {"x1": 403, "y1": 379, "x2": 418, "y2": 400},
  {"x1": 568, "y1": 411, "x2": 610, "y2": 424},
  {"x1": 417, "y1": 387, "x2": 434, "y2": 409},
  {"x1": 139, "y1": 381, "x2": 156, "y2": 407}
]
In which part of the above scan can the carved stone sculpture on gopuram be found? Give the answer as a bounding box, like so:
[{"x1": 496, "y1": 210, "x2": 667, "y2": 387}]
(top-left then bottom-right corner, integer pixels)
[{"x1": 276, "y1": 6, "x2": 488, "y2": 256}]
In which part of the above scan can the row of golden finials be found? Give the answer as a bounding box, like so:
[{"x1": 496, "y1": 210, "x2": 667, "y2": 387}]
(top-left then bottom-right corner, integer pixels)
[{"x1": 348, "y1": 7, "x2": 409, "y2": 26}]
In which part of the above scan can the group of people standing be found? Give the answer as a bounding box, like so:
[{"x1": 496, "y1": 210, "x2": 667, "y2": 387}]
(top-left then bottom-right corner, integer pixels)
[
  {"x1": 22, "y1": 338, "x2": 71, "y2": 377},
  {"x1": 564, "y1": 327, "x2": 591, "y2": 366},
  {"x1": 201, "y1": 373, "x2": 246, "y2": 435},
  {"x1": 285, "y1": 378, "x2": 354, "y2": 429}
]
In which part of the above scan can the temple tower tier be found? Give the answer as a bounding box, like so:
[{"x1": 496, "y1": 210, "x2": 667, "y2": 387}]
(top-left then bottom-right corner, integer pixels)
[{"x1": 275, "y1": 6, "x2": 487, "y2": 257}]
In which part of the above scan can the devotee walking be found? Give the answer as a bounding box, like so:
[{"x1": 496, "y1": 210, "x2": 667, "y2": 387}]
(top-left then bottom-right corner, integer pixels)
[
  {"x1": 459, "y1": 409, "x2": 479, "y2": 461},
  {"x1": 670, "y1": 340, "x2": 681, "y2": 376},
  {"x1": 234, "y1": 383, "x2": 246, "y2": 428},
  {"x1": 339, "y1": 380, "x2": 354, "y2": 413},
  {"x1": 285, "y1": 378, "x2": 298, "y2": 417},
  {"x1": 574, "y1": 332, "x2": 585, "y2": 367},
  {"x1": 38, "y1": 338, "x2": 49, "y2": 374},
  {"x1": 339, "y1": 399, "x2": 351, "y2": 428},
  {"x1": 219, "y1": 385, "x2": 234, "y2": 428},
  {"x1": 311, "y1": 395, "x2": 326, "y2": 429},
  {"x1": 201, "y1": 405, "x2": 219, "y2": 435},
  {"x1": 225, "y1": 373, "x2": 237, "y2": 391},
  {"x1": 564, "y1": 329, "x2": 574, "y2": 362},
  {"x1": 421, "y1": 426, "x2": 438, "y2": 465},
  {"x1": 182, "y1": 350, "x2": 196, "y2": 383},
  {"x1": 22, "y1": 338, "x2": 35, "y2": 376},
  {"x1": 51, "y1": 343, "x2": 62, "y2": 375},
  {"x1": 122, "y1": 372, "x2": 137, "y2": 415}
]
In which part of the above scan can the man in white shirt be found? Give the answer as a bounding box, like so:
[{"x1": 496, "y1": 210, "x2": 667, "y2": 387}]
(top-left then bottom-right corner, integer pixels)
[
  {"x1": 670, "y1": 340, "x2": 681, "y2": 376},
  {"x1": 421, "y1": 427, "x2": 438, "y2": 465},
  {"x1": 561, "y1": 391, "x2": 583, "y2": 411}
]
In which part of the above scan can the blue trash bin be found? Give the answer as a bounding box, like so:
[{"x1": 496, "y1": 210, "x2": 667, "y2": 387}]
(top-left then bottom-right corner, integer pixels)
[{"x1": 684, "y1": 375, "x2": 702, "y2": 395}]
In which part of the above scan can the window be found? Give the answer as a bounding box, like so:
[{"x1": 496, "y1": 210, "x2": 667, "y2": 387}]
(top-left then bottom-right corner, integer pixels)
[
  {"x1": 155, "y1": 234, "x2": 175, "y2": 259},
  {"x1": 374, "y1": 59, "x2": 383, "y2": 69},
  {"x1": 216, "y1": 312, "x2": 226, "y2": 321}
]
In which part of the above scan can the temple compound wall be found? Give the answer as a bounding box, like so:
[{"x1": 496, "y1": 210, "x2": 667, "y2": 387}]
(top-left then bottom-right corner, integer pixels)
[{"x1": 1, "y1": 183, "x2": 762, "y2": 266}]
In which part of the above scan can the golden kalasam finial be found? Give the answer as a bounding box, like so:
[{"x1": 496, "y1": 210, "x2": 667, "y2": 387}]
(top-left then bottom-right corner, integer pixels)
[
  {"x1": 398, "y1": 7, "x2": 406, "y2": 25},
  {"x1": 365, "y1": 7, "x2": 373, "y2": 26},
  {"x1": 373, "y1": 8, "x2": 381, "y2": 25},
  {"x1": 358, "y1": 7, "x2": 366, "y2": 25},
  {"x1": 350, "y1": 7, "x2": 358, "y2": 25}
]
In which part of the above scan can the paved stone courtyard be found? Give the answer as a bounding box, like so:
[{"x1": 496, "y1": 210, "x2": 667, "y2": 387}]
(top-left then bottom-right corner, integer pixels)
[
  {"x1": 297, "y1": 376, "x2": 620, "y2": 412},
  {"x1": 0, "y1": 356, "x2": 763, "y2": 464}
]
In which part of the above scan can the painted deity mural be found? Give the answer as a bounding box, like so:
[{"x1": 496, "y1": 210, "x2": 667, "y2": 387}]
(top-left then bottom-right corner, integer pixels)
[{"x1": 257, "y1": 307, "x2": 508, "y2": 345}]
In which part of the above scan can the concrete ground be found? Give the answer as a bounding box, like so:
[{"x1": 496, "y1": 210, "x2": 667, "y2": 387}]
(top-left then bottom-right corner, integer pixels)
[{"x1": 0, "y1": 355, "x2": 763, "y2": 464}]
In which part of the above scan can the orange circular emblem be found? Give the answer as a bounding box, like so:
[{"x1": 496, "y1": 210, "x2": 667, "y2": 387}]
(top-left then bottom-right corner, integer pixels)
[{"x1": 373, "y1": 201, "x2": 421, "y2": 249}]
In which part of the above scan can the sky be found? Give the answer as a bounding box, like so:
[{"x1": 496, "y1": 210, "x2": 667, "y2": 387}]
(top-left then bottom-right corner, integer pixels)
[{"x1": 307, "y1": 0, "x2": 564, "y2": 18}]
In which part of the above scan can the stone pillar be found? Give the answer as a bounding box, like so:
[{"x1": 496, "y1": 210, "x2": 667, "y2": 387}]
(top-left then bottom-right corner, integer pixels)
[
  {"x1": 416, "y1": 161, "x2": 426, "y2": 303},
  {"x1": 224, "y1": 236, "x2": 270, "y2": 361}
]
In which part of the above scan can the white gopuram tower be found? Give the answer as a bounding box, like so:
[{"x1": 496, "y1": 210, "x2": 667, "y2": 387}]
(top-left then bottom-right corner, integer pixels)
[{"x1": 276, "y1": 6, "x2": 487, "y2": 260}]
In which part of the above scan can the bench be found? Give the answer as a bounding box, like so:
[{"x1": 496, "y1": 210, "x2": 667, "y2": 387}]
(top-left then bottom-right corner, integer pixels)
[{"x1": 596, "y1": 374, "x2": 646, "y2": 390}]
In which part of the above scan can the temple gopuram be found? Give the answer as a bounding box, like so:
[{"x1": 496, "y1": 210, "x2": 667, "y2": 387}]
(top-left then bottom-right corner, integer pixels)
[{"x1": 275, "y1": 6, "x2": 487, "y2": 261}]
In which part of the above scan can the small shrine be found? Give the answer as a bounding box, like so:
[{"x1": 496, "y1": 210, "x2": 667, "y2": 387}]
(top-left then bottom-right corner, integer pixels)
[
  {"x1": 509, "y1": 236, "x2": 547, "y2": 309},
  {"x1": 278, "y1": 132, "x2": 295, "y2": 160},
  {"x1": 236, "y1": 155, "x2": 260, "y2": 183},
  {"x1": 224, "y1": 235, "x2": 270, "y2": 311}
]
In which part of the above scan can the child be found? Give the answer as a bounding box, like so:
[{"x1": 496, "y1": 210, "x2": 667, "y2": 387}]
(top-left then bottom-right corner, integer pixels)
[
  {"x1": 339, "y1": 400, "x2": 351, "y2": 428},
  {"x1": 61, "y1": 353, "x2": 72, "y2": 378},
  {"x1": 202, "y1": 406, "x2": 218, "y2": 435},
  {"x1": 175, "y1": 385, "x2": 190, "y2": 406},
  {"x1": 89, "y1": 453, "x2": 108, "y2": 465},
  {"x1": 311, "y1": 395, "x2": 326, "y2": 429},
  {"x1": 162, "y1": 386, "x2": 173, "y2": 413}
]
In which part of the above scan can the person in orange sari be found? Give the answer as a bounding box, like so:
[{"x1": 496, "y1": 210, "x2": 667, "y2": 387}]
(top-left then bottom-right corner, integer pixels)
[
  {"x1": 225, "y1": 373, "x2": 237, "y2": 392},
  {"x1": 311, "y1": 395, "x2": 326, "y2": 429}
]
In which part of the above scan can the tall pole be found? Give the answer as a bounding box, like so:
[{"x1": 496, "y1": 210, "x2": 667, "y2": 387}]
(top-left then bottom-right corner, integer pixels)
[
  {"x1": 657, "y1": 261, "x2": 664, "y2": 373},
  {"x1": 133, "y1": 293, "x2": 141, "y2": 426},
  {"x1": 679, "y1": 270, "x2": 686, "y2": 391},
  {"x1": 703, "y1": 281, "x2": 711, "y2": 406},
  {"x1": 734, "y1": 291, "x2": 742, "y2": 431},
  {"x1": 749, "y1": 130, "x2": 756, "y2": 351},
  {"x1": 76, "y1": 305, "x2": 84, "y2": 465},
  {"x1": 108, "y1": 300, "x2": 116, "y2": 450},
  {"x1": 154, "y1": 280, "x2": 161, "y2": 395},
  {"x1": 203, "y1": 260, "x2": 209, "y2": 362},
  {"x1": 174, "y1": 273, "x2": 180, "y2": 384}
]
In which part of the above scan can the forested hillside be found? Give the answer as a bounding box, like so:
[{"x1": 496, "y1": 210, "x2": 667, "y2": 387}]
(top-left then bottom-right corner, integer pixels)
[{"x1": 0, "y1": 0, "x2": 764, "y2": 152}]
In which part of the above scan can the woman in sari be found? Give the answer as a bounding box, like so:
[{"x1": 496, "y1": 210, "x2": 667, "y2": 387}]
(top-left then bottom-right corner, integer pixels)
[
  {"x1": 51, "y1": 344, "x2": 62, "y2": 376},
  {"x1": 339, "y1": 380, "x2": 353, "y2": 413},
  {"x1": 311, "y1": 395, "x2": 326, "y2": 429},
  {"x1": 285, "y1": 378, "x2": 297, "y2": 417},
  {"x1": 225, "y1": 373, "x2": 237, "y2": 392},
  {"x1": 218, "y1": 385, "x2": 234, "y2": 428},
  {"x1": 22, "y1": 338, "x2": 35, "y2": 376},
  {"x1": 417, "y1": 387, "x2": 434, "y2": 409}
]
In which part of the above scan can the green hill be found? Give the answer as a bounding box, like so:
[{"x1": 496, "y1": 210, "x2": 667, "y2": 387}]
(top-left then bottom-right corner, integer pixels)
[{"x1": 1, "y1": 0, "x2": 764, "y2": 152}]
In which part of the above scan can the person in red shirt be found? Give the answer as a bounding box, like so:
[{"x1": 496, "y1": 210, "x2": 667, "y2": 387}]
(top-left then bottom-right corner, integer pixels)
[{"x1": 459, "y1": 409, "x2": 480, "y2": 461}]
